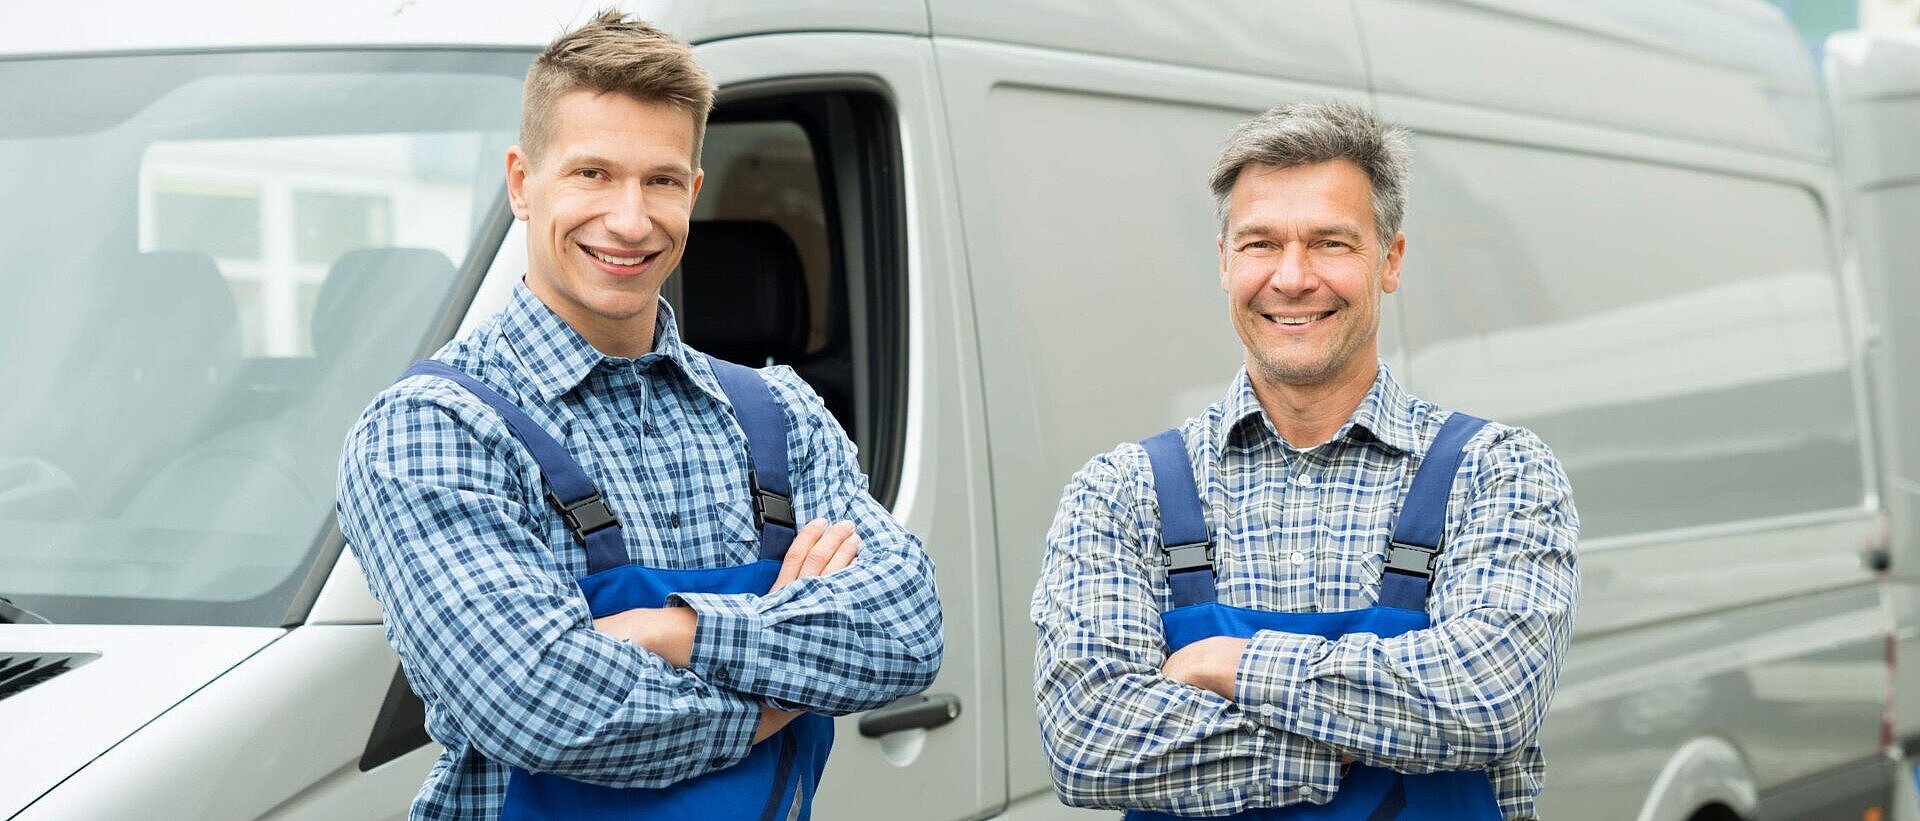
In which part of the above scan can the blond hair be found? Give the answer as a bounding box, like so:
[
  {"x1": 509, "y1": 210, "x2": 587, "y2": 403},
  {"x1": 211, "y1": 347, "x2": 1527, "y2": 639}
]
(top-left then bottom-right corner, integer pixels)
[{"x1": 521, "y1": 9, "x2": 716, "y2": 165}]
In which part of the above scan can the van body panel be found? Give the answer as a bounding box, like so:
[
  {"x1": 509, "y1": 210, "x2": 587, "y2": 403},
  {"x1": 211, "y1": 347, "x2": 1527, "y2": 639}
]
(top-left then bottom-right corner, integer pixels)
[
  {"x1": 1542, "y1": 584, "x2": 1881, "y2": 815},
  {"x1": 926, "y1": 0, "x2": 1367, "y2": 92},
  {"x1": 1828, "y1": 31, "x2": 1920, "y2": 782},
  {"x1": 926, "y1": 35, "x2": 1375, "y2": 804},
  {"x1": 1355, "y1": 0, "x2": 1829, "y2": 161},
  {"x1": 7, "y1": 627, "x2": 400, "y2": 820},
  {"x1": 0, "y1": 626, "x2": 281, "y2": 817},
  {"x1": 305, "y1": 547, "x2": 382, "y2": 626},
  {"x1": 0, "y1": 0, "x2": 929, "y2": 56},
  {"x1": 1632, "y1": 736, "x2": 1757, "y2": 821},
  {"x1": 1367, "y1": 5, "x2": 1883, "y2": 815}
]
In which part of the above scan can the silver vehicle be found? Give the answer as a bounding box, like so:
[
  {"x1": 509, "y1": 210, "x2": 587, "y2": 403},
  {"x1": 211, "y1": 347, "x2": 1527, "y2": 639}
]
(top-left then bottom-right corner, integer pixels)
[{"x1": 0, "y1": 1, "x2": 1902, "y2": 819}]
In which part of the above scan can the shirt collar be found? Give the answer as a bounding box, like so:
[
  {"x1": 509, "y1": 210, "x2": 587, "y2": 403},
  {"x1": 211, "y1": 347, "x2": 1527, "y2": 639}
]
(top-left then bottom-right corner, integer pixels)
[
  {"x1": 499, "y1": 281, "x2": 728, "y2": 405},
  {"x1": 1215, "y1": 360, "x2": 1420, "y2": 456}
]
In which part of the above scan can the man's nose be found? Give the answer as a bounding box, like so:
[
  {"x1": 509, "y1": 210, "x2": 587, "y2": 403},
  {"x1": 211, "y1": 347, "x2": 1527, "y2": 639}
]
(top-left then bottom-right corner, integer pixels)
[
  {"x1": 1266, "y1": 243, "x2": 1314, "y2": 295},
  {"x1": 603, "y1": 181, "x2": 653, "y2": 241}
]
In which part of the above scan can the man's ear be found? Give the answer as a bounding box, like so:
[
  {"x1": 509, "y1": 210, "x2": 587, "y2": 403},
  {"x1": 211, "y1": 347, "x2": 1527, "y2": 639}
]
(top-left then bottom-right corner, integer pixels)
[
  {"x1": 1217, "y1": 234, "x2": 1230, "y2": 293},
  {"x1": 506, "y1": 146, "x2": 531, "y2": 221},
  {"x1": 1380, "y1": 232, "x2": 1405, "y2": 294}
]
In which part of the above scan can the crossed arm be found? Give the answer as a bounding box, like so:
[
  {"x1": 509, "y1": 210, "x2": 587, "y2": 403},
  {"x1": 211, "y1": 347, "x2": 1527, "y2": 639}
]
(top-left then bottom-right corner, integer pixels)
[
  {"x1": 339, "y1": 370, "x2": 941, "y2": 789},
  {"x1": 594, "y1": 518, "x2": 865, "y2": 742},
  {"x1": 1032, "y1": 430, "x2": 1578, "y2": 812}
]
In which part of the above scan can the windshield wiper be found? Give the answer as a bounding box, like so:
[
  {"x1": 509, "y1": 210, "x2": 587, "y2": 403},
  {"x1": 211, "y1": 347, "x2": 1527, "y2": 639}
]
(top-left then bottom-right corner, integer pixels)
[{"x1": 0, "y1": 596, "x2": 51, "y2": 625}]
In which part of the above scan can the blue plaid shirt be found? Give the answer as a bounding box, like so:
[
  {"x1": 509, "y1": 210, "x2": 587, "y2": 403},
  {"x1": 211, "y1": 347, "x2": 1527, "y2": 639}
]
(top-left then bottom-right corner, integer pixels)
[
  {"x1": 337, "y1": 283, "x2": 942, "y2": 819},
  {"x1": 1032, "y1": 364, "x2": 1577, "y2": 819}
]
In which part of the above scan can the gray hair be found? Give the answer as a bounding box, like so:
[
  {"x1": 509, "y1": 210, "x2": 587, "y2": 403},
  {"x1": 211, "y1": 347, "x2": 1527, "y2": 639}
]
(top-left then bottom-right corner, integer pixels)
[{"x1": 1208, "y1": 101, "x2": 1413, "y2": 244}]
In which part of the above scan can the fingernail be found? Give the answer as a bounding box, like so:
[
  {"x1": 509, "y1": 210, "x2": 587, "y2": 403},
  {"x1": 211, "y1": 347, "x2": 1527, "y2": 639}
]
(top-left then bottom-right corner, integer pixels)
[
  {"x1": 809, "y1": 517, "x2": 828, "y2": 530},
  {"x1": 833, "y1": 520, "x2": 856, "y2": 533}
]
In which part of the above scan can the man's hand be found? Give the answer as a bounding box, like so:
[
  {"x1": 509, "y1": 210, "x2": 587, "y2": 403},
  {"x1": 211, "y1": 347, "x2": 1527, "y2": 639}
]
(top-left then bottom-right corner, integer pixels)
[
  {"x1": 1161, "y1": 636, "x2": 1250, "y2": 699},
  {"x1": 594, "y1": 606, "x2": 698, "y2": 668},
  {"x1": 589, "y1": 519, "x2": 860, "y2": 662},
  {"x1": 773, "y1": 518, "x2": 861, "y2": 591}
]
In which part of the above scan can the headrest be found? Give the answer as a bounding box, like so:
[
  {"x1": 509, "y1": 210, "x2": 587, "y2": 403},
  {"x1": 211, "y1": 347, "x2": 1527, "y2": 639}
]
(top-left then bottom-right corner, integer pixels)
[
  {"x1": 313, "y1": 248, "x2": 456, "y2": 361},
  {"x1": 678, "y1": 220, "x2": 809, "y2": 364},
  {"x1": 111, "y1": 251, "x2": 242, "y2": 383}
]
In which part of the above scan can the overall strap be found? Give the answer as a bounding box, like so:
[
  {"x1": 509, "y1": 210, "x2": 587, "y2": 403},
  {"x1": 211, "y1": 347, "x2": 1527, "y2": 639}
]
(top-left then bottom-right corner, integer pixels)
[
  {"x1": 1380, "y1": 412, "x2": 1489, "y2": 610},
  {"x1": 402, "y1": 360, "x2": 627, "y2": 575},
  {"x1": 1141, "y1": 428, "x2": 1215, "y2": 608},
  {"x1": 705, "y1": 356, "x2": 798, "y2": 560}
]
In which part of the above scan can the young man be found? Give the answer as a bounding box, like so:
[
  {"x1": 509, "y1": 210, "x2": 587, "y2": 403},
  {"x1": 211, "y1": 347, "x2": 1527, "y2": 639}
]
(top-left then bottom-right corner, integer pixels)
[
  {"x1": 336, "y1": 11, "x2": 942, "y2": 819},
  {"x1": 1032, "y1": 102, "x2": 1579, "y2": 819}
]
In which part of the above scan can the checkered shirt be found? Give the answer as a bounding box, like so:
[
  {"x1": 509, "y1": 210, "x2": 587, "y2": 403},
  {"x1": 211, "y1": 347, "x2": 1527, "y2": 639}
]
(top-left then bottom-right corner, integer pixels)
[
  {"x1": 337, "y1": 283, "x2": 942, "y2": 819},
  {"x1": 1032, "y1": 363, "x2": 1578, "y2": 819}
]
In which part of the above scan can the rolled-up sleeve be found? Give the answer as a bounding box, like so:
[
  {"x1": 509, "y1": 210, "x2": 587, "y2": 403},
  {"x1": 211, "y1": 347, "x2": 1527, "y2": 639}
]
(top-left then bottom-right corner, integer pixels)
[{"x1": 338, "y1": 382, "x2": 761, "y2": 788}]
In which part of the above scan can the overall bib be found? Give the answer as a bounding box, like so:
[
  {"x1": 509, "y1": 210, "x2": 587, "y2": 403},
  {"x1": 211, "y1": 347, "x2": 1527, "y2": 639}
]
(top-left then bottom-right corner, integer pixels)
[
  {"x1": 405, "y1": 358, "x2": 834, "y2": 821},
  {"x1": 1125, "y1": 414, "x2": 1501, "y2": 821}
]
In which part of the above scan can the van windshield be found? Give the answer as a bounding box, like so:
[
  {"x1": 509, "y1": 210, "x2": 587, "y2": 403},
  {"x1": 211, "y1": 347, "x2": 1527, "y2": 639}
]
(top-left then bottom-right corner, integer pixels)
[{"x1": 0, "y1": 50, "x2": 528, "y2": 626}]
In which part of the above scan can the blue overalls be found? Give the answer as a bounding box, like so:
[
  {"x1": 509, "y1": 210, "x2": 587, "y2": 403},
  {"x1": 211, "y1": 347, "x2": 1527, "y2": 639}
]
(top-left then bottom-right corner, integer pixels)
[
  {"x1": 1126, "y1": 414, "x2": 1502, "y2": 821},
  {"x1": 403, "y1": 358, "x2": 834, "y2": 821}
]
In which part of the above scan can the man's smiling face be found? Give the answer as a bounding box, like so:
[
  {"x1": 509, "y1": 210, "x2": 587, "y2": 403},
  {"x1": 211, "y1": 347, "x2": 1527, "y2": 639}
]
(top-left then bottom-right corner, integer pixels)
[
  {"x1": 1218, "y1": 158, "x2": 1402, "y2": 391},
  {"x1": 507, "y1": 89, "x2": 703, "y2": 351}
]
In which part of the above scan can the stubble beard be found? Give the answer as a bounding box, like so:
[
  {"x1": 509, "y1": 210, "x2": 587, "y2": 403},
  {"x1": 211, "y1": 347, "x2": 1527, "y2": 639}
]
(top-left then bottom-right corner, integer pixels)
[{"x1": 1245, "y1": 302, "x2": 1377, "y2": 390}]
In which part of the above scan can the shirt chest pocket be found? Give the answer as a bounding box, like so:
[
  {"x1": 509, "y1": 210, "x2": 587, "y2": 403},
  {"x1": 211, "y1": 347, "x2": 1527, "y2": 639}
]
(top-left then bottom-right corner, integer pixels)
[
  {"x1": 685, "y1": 478, "x2": 763, "y2": 557},
  {"x1": 547, "y1": 426, "x2": 766, "y2": 569}
]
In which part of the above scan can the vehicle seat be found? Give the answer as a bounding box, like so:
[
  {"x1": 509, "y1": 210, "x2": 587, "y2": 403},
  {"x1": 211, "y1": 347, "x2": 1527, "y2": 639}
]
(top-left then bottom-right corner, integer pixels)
[
  {"x1": 75, "y1": 251, "x2": 243, "y2": 512},
  {"x1": 123, "y1": 248, "x2": 454, "y2": 534},
  {"x1": 681, "y1": 220, "x2": 810, "y2": 366}
]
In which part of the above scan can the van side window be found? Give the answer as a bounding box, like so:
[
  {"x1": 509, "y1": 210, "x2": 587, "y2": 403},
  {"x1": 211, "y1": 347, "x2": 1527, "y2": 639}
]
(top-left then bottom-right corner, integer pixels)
[
  {"x1": 677, "y1": 90, "x2": 906, "y2": 505},
  {"x1": 1397, "y1": 137, "x2": 1864, "y2": 539}
]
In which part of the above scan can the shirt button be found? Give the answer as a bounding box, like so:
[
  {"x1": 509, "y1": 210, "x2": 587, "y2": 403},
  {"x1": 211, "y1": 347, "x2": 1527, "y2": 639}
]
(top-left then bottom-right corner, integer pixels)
[
  {"x1": 1290, "y1": 551, "x2": 1306, "y2": 566},
  {"x1": 714, "y1": 668, "x2": 730, "y2": 682},
  {"x1": 643, "y1": 422, "x2": 660, "y2": 436},
  {"x1": 1259, "y1": 704, "x2": 1276, "y2": 718},
  {"x1": 668, "y1": 513, "x2": 682, "y2": 528},
  {"x1": 1298, "y1": 786, "x2": 1314, "y2": 797},
  {"x1": 1292, "y1": 474, "x2": 1313, "y2": 487}
]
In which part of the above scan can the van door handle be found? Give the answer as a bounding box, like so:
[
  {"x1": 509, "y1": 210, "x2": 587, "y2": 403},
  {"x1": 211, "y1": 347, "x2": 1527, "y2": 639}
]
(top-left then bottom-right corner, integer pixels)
[{"x1": 857, "y1": 693, "x2": 961, "y2": 737}]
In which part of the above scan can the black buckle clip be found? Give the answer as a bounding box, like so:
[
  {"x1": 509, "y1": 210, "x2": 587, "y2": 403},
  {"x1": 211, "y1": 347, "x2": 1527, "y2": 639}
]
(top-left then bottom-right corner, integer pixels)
[
  {"x1": 1384, "y1": 541, "x2": 1439, "y2": 576},
  {"x1": 749, "y1": 471, "x2": 796, "y2": 529},
  {"x1": 1162, "y1": 542, "x2": 1213, "y2": 573},
  {"x1": 551, "y1": 492, "x2": 619, "y2": 541}
]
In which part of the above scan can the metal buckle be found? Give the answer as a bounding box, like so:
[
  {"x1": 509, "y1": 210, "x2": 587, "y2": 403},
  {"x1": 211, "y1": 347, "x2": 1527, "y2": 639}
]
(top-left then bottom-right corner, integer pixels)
[
  {"x1": 550, "y1": 492, "x2": 619, "y2": 541},
  {"x1": 1384, "y1": 541, "x2": 1439, "y2": 576},
  {"x1": 748, "y1": 471, "x2": 796, "y2": 529},
  {"x1": 1162, "y1": 542, "x2": 1213, "y2": 573}
]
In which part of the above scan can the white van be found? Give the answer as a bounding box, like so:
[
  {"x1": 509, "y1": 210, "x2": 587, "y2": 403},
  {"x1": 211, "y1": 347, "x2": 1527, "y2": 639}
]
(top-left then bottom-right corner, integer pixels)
[{"x1": 0, "y1": 1, "x2": 1898, "y2": 819}]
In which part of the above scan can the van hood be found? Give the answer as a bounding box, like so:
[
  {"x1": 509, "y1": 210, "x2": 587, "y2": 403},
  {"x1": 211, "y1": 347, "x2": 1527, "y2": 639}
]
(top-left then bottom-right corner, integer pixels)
[{"x1": 0, "y1": 624, "x2": 282, "y2": 817}]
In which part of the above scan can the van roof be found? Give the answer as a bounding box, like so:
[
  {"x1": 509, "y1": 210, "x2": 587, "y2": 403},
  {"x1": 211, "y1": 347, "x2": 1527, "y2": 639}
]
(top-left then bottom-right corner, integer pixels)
[
  {"x1": 0, "y1": 0, "x2": 928, "y2": 57},
  {"x1": 12, "y1": 0, "x2": 1826, "y2": 160}
]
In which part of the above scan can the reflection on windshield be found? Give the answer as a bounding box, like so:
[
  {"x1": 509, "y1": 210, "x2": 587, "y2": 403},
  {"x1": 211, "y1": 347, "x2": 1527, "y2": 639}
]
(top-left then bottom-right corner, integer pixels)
[{"x1": 0, "y1": 51, "x2": 527, "y2": 626}]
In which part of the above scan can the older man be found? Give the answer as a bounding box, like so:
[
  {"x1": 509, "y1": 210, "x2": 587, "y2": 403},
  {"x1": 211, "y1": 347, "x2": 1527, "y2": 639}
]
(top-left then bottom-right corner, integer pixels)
[
  {"x1": 336, "y1": 11, "x2": 941, "y2": 820},
  {"x1": 1032, "y1": 102, "x2": 1578, "y2": 819}
]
